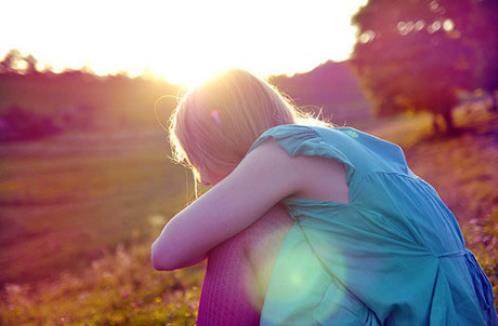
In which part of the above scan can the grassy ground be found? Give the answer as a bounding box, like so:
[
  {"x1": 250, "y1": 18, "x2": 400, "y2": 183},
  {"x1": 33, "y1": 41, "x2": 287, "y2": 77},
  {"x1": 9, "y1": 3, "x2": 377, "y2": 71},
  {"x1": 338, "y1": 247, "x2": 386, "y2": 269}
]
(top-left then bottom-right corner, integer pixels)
[
  {"x1": 0, "y1": 111, "x2": 497, "y2": 324},
  {"x1": 0, "y1": 129, "x2": 193, "y2": 285}
]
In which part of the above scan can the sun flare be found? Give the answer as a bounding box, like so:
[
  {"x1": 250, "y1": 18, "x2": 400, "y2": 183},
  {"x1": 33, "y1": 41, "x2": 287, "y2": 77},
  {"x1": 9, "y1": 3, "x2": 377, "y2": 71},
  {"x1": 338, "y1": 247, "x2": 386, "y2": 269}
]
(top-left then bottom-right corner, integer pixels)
[{"x1": 0, "y1": 0, "x2": 367, "y2": 87}]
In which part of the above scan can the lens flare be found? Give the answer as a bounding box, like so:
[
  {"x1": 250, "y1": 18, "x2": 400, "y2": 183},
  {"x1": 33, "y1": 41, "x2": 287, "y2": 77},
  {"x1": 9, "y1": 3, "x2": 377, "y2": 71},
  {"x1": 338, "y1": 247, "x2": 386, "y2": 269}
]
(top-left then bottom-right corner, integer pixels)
[
  {"x1": 258, "y1": 225, "x2": 348, "y2": 323},
  {"x1": 210, "y1": 110, "x2": 221, "y2": 125}
]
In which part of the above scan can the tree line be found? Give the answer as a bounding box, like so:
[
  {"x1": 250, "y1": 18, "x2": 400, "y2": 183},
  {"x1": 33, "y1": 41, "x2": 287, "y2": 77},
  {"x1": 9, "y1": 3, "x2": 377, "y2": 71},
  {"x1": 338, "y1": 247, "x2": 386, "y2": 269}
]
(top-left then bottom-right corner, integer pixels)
[{"x1": 351, "y1": 0, "x2": 498, "y2": 135}]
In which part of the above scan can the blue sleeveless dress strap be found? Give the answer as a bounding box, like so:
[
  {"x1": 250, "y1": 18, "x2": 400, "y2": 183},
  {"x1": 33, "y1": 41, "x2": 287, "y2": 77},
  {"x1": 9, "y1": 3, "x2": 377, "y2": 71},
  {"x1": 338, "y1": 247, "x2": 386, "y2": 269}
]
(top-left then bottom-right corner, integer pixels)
[{"x1": 247, "y1": 124, "x2": 498, "y2": 326}]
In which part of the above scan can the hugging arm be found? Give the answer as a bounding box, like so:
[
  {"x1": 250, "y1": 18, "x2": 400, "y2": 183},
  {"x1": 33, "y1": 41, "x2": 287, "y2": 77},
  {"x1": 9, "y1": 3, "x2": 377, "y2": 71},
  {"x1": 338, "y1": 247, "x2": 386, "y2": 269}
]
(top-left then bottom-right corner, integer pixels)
[{"x1": 150, "y1": 139, "x2": 300, "y2": 271}]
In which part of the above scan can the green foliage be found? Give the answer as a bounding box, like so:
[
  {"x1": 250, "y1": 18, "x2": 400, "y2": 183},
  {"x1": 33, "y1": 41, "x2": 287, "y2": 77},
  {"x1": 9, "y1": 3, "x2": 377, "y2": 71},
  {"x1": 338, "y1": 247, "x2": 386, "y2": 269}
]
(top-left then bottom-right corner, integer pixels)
[
  {"x1": 461, "y1": 207, "x2": 498, "y2": 309},
  {"x1": 350, "y1": 0, "x2": 498, "y2": 132},
  {"x1": 0, "y1": 62, "x2": 183, "y2": 131},
  {"x1": 0, "y1": 106, "x2": 55, "y2": 141},
  {"x1": 452, "y1": 0, "x2": 498, "y2": 93},
  {"x1": 0, "y1": 241, "x2": 204, "y2": 325},
  {"x1": 0, "y1": 128, "x2": 190, "y2": 285}
]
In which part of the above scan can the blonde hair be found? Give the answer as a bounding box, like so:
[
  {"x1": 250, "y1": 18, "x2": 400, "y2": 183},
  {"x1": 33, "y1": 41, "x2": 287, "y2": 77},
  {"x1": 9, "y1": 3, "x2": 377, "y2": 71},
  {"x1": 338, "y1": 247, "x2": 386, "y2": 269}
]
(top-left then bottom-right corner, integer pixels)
[{"x1": 168, "y1": 68, "x2": 337, "y2": 198}]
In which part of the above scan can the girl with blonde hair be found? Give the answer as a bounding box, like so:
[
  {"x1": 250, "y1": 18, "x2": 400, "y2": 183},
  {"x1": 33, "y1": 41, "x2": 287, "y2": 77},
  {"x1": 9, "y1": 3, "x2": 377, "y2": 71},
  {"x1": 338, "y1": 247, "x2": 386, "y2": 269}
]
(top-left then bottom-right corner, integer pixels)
[{"x1": 151, "y1": 69, "x2": 497, "y2": 325}]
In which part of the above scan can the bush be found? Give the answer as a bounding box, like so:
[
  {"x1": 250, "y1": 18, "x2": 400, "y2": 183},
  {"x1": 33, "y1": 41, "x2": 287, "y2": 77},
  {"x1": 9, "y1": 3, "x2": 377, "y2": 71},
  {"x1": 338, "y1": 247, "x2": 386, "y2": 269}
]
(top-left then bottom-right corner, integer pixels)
[{"x1": 0, "y1": 105, "x2": 61, "y2": 141}]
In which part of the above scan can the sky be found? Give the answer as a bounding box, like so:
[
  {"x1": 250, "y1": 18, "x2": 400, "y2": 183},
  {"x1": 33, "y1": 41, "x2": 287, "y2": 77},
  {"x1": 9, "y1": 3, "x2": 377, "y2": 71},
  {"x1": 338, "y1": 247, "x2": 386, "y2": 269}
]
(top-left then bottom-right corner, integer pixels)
[{"x1": 0, "y1": 0, "x2": 367, "y2": 87}]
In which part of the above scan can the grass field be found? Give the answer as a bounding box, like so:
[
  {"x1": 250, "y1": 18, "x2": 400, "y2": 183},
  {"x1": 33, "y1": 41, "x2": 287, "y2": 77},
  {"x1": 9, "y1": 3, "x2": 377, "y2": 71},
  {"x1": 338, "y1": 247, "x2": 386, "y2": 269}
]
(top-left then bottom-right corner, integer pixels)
[
  {"x1": 0, "y1": 129, "x2": 192, "y2": 285},
  {"x1": 0, "y1": 110, "x2": 497, "y2": 325}
]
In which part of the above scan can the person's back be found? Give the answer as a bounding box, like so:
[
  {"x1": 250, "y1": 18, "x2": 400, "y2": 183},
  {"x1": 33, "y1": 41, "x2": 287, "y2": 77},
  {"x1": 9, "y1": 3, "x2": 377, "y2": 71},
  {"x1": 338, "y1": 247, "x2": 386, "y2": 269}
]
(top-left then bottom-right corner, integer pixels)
[
  {"x1": 247, "y1": 124, "x2": 498, "y2": 325},
  {"x1": 153, "y1": 68, "x2": 497, "y2": 325}
]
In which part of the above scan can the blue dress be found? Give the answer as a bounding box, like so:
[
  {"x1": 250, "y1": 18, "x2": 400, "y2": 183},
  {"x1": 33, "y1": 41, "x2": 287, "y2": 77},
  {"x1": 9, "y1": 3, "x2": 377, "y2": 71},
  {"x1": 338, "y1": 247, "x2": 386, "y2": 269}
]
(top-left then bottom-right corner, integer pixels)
[{"x1": 247, "y1": 124, "x2": 498, "y2": 325}]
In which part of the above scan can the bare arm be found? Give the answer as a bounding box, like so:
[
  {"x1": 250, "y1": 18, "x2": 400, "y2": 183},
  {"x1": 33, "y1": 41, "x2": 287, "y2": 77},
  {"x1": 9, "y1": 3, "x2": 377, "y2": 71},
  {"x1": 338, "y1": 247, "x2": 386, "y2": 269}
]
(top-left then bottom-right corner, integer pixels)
[{"x1": 151, "y1": 139, "x2": 301, "y2": 271}]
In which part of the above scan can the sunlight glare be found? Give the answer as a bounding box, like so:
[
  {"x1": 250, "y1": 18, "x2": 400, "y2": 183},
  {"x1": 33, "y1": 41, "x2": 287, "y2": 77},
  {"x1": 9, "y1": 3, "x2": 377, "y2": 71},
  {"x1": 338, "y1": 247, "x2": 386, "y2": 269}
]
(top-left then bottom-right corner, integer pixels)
[
  {"x1": 246, "y1": 225, "x2": 349, "y2": 323},
  {"x1": 0, "y1": 0, "x2": 368, "y2": 87}
]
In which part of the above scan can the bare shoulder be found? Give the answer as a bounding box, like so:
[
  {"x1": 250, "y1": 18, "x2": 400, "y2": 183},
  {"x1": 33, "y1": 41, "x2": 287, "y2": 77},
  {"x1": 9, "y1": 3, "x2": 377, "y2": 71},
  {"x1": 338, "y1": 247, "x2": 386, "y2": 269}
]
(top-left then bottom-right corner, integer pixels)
[
  {"x1": 243, "y1": 137, "x2": 297, "y2": 170},
  {"x1": 230, "y1": 137, "x2": 304, "y2": 198},
  {"x1": 249, "y1": 135, "x2": 346, "y2": 174},
  {"x1": 245, "y1": 137, "x2": 348, "y2": 200}
]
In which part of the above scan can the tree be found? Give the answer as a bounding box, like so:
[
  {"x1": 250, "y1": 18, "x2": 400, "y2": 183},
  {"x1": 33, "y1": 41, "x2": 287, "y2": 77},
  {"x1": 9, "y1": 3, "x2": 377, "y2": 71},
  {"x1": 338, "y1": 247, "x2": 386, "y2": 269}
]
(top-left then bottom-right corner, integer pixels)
[
  {"x1": 0, "y1": 49, "x2": 41, "y2": 75},
  {"x1": 25, "y1": 54, "x2": 38, "y2": 75},
  {"x1": 0, "y1": 49, "x2": 23, "y2": 74},
  {"x1": 460, "y1": 0, "x2": 498, "y2": 112},
  {"x1": 350, "y1": 0, "x2": 494, "y2": 136}
]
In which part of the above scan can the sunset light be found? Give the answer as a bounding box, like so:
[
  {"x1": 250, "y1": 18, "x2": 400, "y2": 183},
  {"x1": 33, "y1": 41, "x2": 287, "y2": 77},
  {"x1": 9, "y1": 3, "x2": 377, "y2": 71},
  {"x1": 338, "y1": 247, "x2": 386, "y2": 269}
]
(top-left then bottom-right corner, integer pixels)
[
  {"x1": 2, "y1": 0, "x2": 498, "y2": 323},
  {"x1": 0, "y1": 0, "x2": 367, "y2": 86}
]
